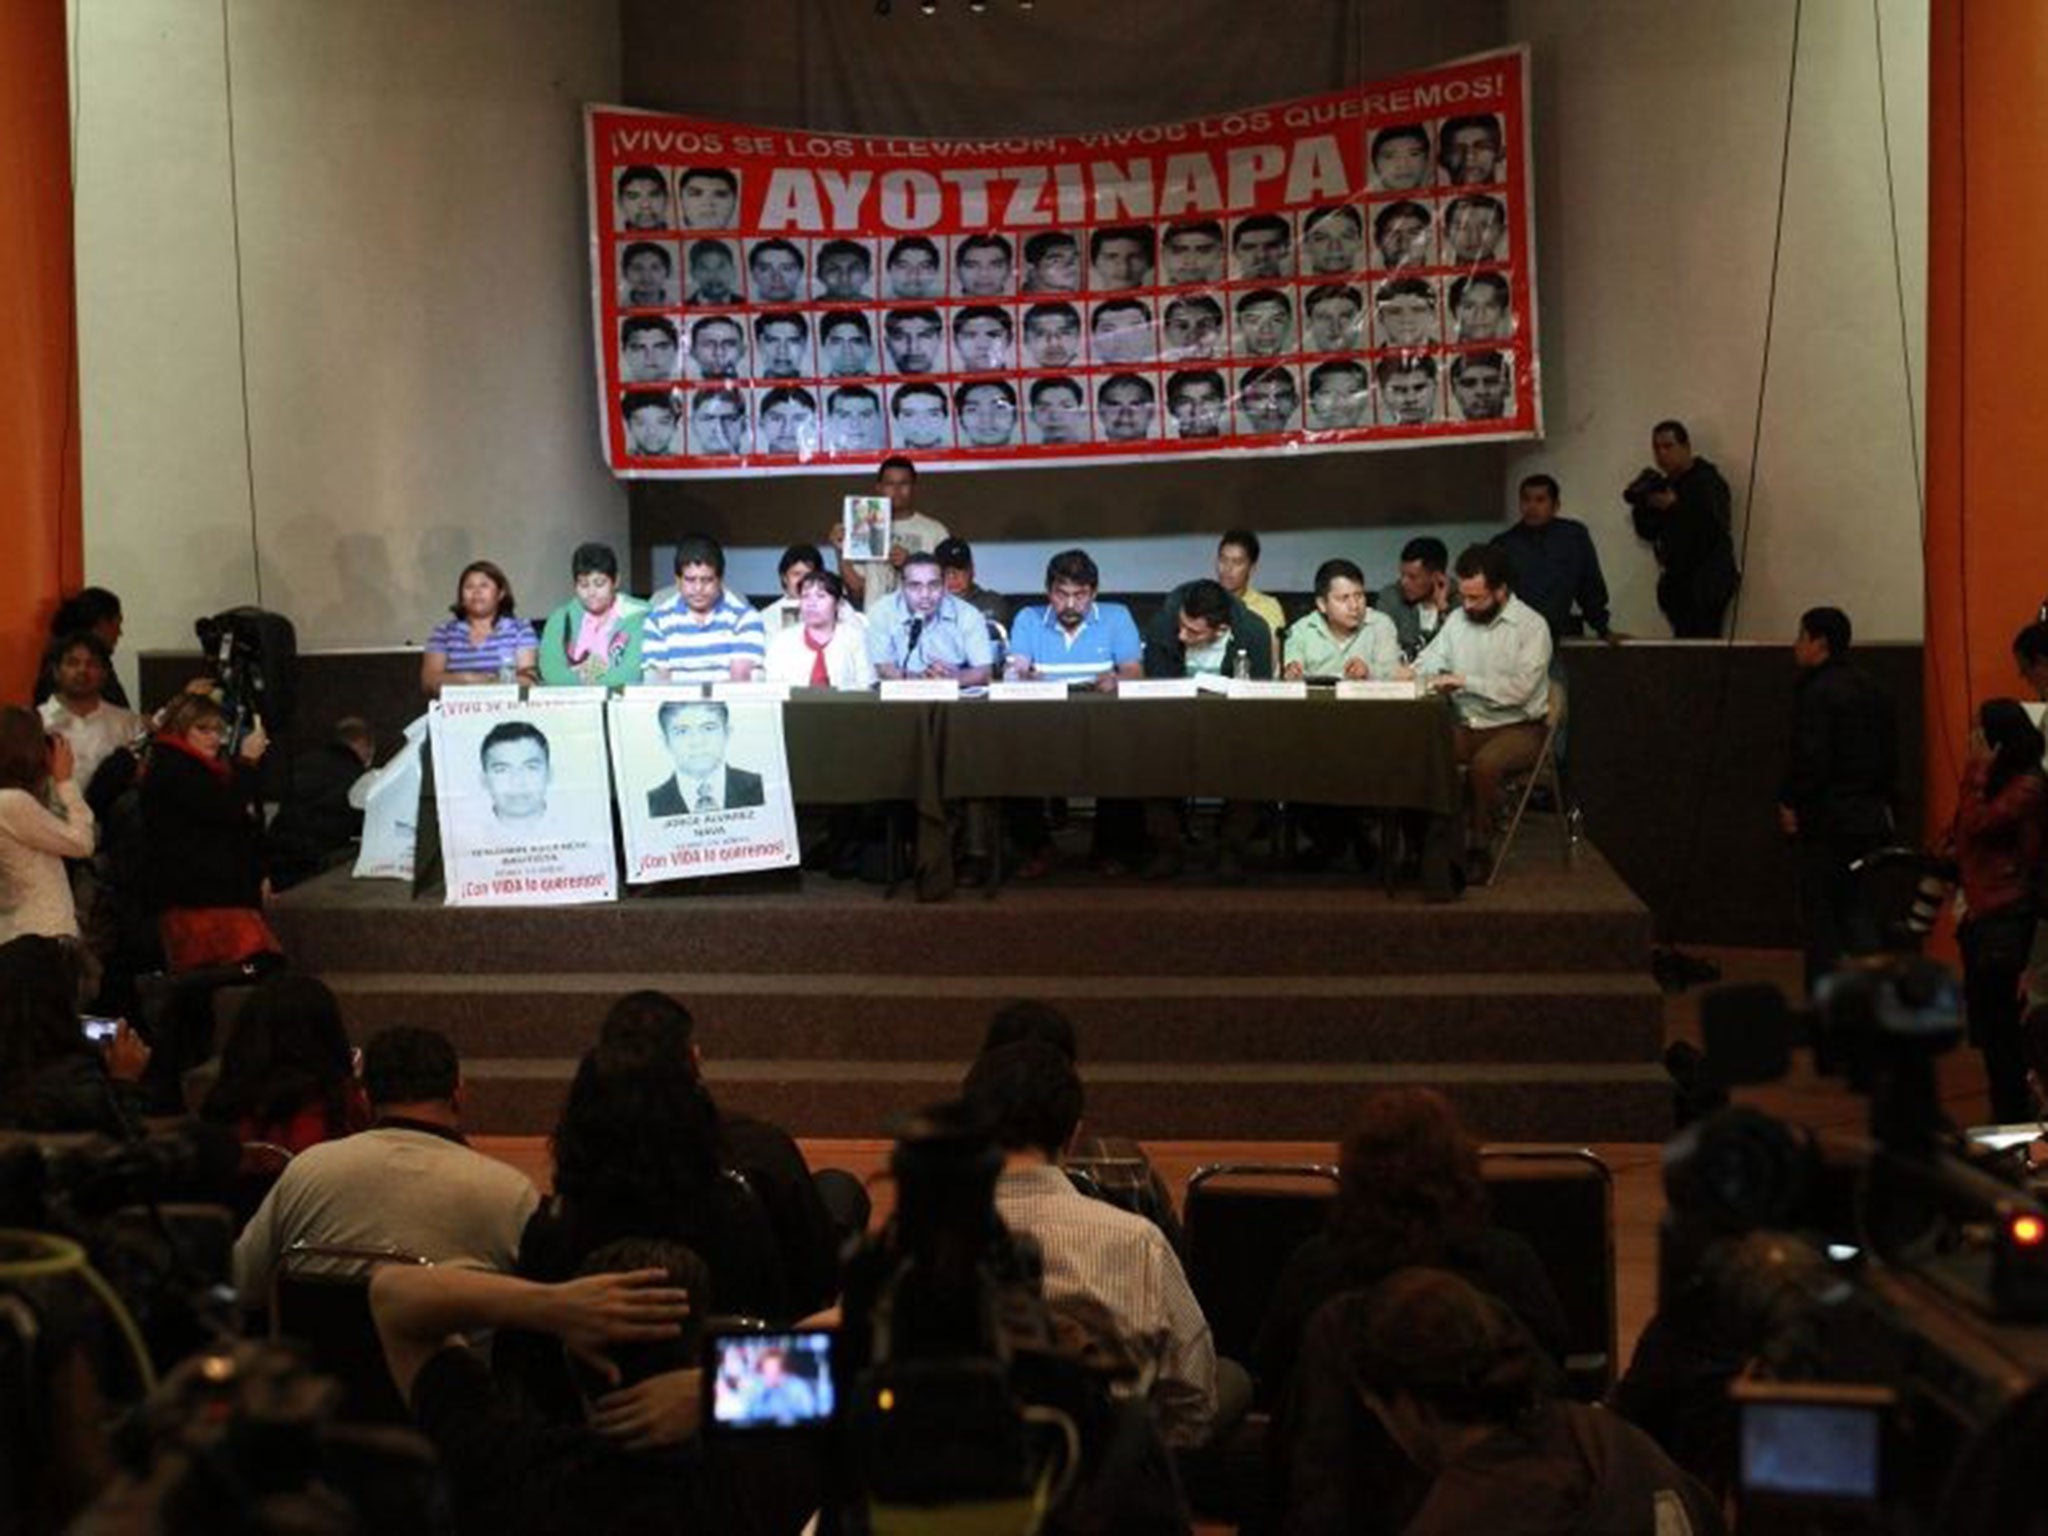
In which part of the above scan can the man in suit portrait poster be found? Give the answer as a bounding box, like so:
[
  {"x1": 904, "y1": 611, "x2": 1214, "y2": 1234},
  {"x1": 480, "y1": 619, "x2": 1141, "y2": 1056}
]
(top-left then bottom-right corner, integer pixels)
[{"x1": 647, "y1": 699, "x2": 764, "y2": 816}]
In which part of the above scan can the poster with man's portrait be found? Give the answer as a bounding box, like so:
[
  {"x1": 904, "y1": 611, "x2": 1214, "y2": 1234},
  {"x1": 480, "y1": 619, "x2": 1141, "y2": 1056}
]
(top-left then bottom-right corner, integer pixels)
[
  {"x1": 429, "y1": 690, "x2": 618, "y2": 907},
  {"x1": 609, "y1": 694, "x2": 800, "y2": 884}
]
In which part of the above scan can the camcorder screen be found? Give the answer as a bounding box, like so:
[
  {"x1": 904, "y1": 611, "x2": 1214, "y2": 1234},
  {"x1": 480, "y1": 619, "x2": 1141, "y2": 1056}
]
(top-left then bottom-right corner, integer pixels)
[
  {"x1": 80, "y1": 1016, "x2": 120, "y2": 1046},
  {"x1": 707, "y1": 1328, "x2": 836, "y2": 1433},
  {"x1": 1740, "y1": 1400, "x2": 1881, "y2": 1500}
]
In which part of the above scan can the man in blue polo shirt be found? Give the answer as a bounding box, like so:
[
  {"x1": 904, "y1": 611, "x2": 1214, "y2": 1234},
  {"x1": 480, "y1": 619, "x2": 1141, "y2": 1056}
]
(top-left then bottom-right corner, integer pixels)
[
  {"x1": 642, "y1": 534, "x2": 766, "y2": 683},
  {"x1": 866, "y1": 552, "x2": 993, "y2": 684},
  {"x1": 1005, "y1": 548, "x2": 1143, "y2": 691}
]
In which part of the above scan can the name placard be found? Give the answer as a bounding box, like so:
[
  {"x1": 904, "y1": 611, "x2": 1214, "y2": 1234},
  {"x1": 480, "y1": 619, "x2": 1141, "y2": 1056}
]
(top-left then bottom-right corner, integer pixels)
[
  {"x1": 458, "y1": 684, "x2": 525, "y2": 703},
  {"x1": 879, "y1": 678, "x2": 962, "y2": 702},
  {"x1": 1335, "y1": 679, "x2": 1426, "y2": 701},
  {"x1": 988, "y1": 681, "x2": 1069, "y2": 702},
  {"x1": 710, "y1": 681, "x2": 792, "y2": 703},
  {"x1": 621, "y1": 683, "x2": 706, "y2": 700},
  {"x1": 1228, "y1": 679, "x2": 1310, "y2": 701},
  {"x1": 1117, "y1": 678, "x2": 1199, "y2": 701}
]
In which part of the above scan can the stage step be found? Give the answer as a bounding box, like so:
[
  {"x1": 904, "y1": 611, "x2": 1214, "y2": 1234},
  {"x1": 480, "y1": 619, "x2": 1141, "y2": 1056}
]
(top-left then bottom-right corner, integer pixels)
[
  {"x1": 321, "y1": 970, "x2": 1663, "y2": 1066},
  {"x1": 458, "y1": 1056, "x2": 1676, "y2": 1144}
]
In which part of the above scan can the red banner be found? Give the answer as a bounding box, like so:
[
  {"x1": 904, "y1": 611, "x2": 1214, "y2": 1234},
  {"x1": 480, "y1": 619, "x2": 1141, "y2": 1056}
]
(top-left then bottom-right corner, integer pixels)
[{"x1": 586, "y1": 47, "x2": 1538, "y2": 477}]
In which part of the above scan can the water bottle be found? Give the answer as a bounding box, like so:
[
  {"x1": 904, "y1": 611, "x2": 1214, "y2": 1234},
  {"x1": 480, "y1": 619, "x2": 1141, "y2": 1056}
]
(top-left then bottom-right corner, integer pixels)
[{"x1": 1233, "y1": 650, "x2": 1250, "y2": 682}]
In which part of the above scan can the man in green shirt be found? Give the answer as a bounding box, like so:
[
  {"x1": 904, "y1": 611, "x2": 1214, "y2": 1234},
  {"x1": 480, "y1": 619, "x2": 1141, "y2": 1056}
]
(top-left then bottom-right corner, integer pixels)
[{"x1": 1283, "y1": 558, "x2": 1402, "y2": 680}]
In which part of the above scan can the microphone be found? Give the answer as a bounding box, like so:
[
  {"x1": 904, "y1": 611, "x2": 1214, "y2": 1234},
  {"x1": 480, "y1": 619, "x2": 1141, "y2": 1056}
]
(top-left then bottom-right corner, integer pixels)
[{"x1": 904, "y1": 616, "x2": 925, "y2": 667}]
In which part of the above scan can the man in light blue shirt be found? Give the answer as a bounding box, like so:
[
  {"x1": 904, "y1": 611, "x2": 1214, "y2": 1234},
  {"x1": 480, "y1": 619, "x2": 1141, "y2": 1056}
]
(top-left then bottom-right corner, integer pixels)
[
  {"x1": 1410, "y1": 543, "x2": 1553, "y2": 868},
  {"x1": 866, "y1": 551, "x2": 994, "y2": 684},
  {"x1": 1005, "y1": 548, "x2": 1144, "y2": 692}
]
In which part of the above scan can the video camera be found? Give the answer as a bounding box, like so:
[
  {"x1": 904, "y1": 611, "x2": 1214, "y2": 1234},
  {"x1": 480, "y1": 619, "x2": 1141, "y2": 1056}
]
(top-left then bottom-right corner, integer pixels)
[
  {"x1": 1659, "y1": 959, "x2": 2048, "y2": 1531},
  {"x1": 193, "y1": 606, "x2": 298, "y2": 746},
  {"x1": 1623, "y1": 466, "x2": 1669, "y2": 508}
]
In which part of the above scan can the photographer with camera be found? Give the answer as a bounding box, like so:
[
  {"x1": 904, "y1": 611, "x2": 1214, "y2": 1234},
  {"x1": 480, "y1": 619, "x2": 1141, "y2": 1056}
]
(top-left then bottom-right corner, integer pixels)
[
  {"x1": 1625, "y1": 420, "x2": 1740, "y2": 639},
  {"x1": 0, "y1": 934, "x2": 148, "y2": 1138}
]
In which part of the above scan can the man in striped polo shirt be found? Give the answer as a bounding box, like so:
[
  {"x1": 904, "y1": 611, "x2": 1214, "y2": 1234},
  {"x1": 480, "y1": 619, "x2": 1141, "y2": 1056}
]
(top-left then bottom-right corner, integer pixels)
[
  {"x1": 642, "y1": 535, "x2": 766, "y2": 683},
  {"x1": 1002, "y1": 548, "x2": 1142, "y2": 693}
]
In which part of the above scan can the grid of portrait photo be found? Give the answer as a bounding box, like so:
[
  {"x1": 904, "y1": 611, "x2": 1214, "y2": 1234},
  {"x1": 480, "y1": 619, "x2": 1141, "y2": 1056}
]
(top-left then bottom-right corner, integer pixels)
[{"x1": 597, "y1": 101, "x2": 1532, "y2": 473}]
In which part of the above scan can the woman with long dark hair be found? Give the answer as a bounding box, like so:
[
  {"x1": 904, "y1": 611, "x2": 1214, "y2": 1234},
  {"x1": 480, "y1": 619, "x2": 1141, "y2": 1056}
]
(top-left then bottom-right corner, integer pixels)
[
  {"x1": 1951, "y1": 697, "x2": 2048, "y2": 1121},
  {"x1": 0, "y1": 706, "x2": 95, "y2": 949},
  {"x1": 199, "y1": 971, "x2": 368, "y2": 1151},
  {"x1": 0, "y1": 935, "x2": 146, "y2": 1138}
]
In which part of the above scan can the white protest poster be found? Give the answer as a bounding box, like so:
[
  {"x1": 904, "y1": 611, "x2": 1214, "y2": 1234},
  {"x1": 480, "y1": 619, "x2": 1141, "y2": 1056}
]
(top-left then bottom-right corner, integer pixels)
[
  {"x1": 429, "y1": 690, "x2": 618, "y2": 906},
  {"x1": 609, "y1": 693, "x2": 800, "y2": 884},
  {"x1": 842, "y1": 495, "x2": 890, "y2": 562},
  {"x1": 351, "y1": 714, "x2": 428, "y2": 881}
]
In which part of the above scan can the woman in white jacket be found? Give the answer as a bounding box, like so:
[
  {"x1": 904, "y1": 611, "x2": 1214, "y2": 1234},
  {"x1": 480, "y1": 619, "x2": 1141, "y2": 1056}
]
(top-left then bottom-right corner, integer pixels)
[{"x1": 0, "y1": 705, "x2": 95, "y2": 945}]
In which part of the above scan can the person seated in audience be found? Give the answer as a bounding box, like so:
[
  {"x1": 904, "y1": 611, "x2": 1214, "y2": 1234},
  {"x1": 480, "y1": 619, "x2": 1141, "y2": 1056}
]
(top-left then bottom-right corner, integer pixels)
[
  {"x1": 1283, "y1": 558, "x2": 1401, "y2": 681},
  {"x1": 521, "y1": 1037, "x2": 794, "y2": 1324},
  {"x1": 371, "y1": 1241, "x2": 821, "y2": 1536},
  {"x1": 758, "y1": 542, "x2": 824, "y2": 635},
  {"x1": 34, "y1": 586, "x2": 131, "y2": 709},
  {"x1": 1408, "y1": 543, "x2": 1553, "y2": 880},
  {"x1": 1377, "y1": 535, "x2": 1454, "y2": 661},
  {"x1": 0, "y1": 705, "x2": 97, "y2": 949},
  {"x1": 642, "y1": 534, "x2": 766, "y2": 684},
  {"x1": 421, "y1": 558, "x2": 538, "y2": 695},
  {"x1": 234, "y1": 1025, "x2": 539, "y2": 1299},
  {"x1": 0, "y1": 934, "x2": 147, "y2": 1137},
  {"x1": 537, "y1": 542, "x2": 647, "y2": 687},
  {"x1": 199, "y1": 970, "x2": 369, "y2": 1152},
  {"x1": 38, "y1": 632, "x2": 143, "y2": 796},
  {"x1": 263, "y1": 716, "x2": 375, "y2": 890},
  {"x1": 866, "y1": 551, "x2": 994, "y2": 683},
  {"x1": 1213, "y1": 529, "x2": 1287, "y2": 666},
  {"x1": 1253, "y1": 1087, "x2": 1564, "y2": 1408},
  {"x1": 140, "y1": 693, "x2": 280, "y2": 973},
  {"x1": 764, "y1": 569, "x2": 876, "y2": 690},
  {"x1": 598, "y1": 989, "x2": 862, "y2": 1316},
  {"x1": 961, "y1": 1040, "x2": 1222, "y2": 1449},
  {"x1": 1284, "y1": 1268, "x2": 1721, "y2": 1536},
  {"x1": 935, "y1": 536, "x2": 1008, "y2": 628}
]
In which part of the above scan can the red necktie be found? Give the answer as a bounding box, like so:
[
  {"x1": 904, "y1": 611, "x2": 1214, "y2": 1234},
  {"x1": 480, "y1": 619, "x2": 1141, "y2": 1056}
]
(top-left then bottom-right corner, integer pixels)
[{"x1": 805, "y1": 632, "x2": 830, "y2": 687}]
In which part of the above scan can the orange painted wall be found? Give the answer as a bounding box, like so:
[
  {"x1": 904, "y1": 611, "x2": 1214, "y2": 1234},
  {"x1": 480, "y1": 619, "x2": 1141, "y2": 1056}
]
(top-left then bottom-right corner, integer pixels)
[
  {"x1": 1925, "y1": 0, "x2": 2048, "y2": 838},
  {"x1": 0, "y1": 0, "x2": 81, "y2": 701}
]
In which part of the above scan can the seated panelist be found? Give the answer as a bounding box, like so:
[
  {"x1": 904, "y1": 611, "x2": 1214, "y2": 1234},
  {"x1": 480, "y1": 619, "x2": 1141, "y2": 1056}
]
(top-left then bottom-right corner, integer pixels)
[
  {"x1": 422, "y1": 560, "x2": 538, "y2": 697},
  {"x1": 1004, "y1": 549, "x2": 1142, "y2": 693},
  {"x1": 536, "y1": 543, "x2": 646, "y2": 688},
  {"x1": 1283, "y1": 559, "x2": 1401, "y2": 681},
  {"x1": 865, "y1": 552, "x2": 993, "y2": 684},
  {"x1": 764, "y1": 570, "x2": 875, "y2": 689}
]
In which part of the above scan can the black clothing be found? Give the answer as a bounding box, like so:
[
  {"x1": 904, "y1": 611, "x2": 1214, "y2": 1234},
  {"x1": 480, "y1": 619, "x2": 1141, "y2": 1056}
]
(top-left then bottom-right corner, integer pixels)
[
  {"x1": 1628, "y1": 457, "x2": 1739, "y2": 638},
  {"x1": 413, "y1": 1345, "x2": 815, "y2": 1536},
  {"x1": 721, "y1": 1113, "x2": 843, "y2": 1317},
  {"x1": 1252, "y1": 1225, "x2": 1569, "y2": 1406},
  {"x1": 0, "y1": 1053, "x2": 142, "y2": 1139},
  {"x1": 138, "y1": 744, "x2": 266, "y2": 911},
  {"x1": 1141, "y1": 583, "x2": 1274, "y2": 680},
  {"x1": 265, "y1": 741, "x2": 368, "y2": 890},
  {"x1": 519, "y1": 1179, "x2": 788, "y2": 1322},
  {"x1": 1491, "y1": 517, "x2": 1611, "y2": 640},
  {"x1": 1961, "y1": 908, "x2": 2038, "y2": 1123},
  {"x1": 1780, "y1": 656, "x2": 1896, "y2": 988},
  {"x1": 646, "y1": 766, "x2": 766, "y2": 817}
]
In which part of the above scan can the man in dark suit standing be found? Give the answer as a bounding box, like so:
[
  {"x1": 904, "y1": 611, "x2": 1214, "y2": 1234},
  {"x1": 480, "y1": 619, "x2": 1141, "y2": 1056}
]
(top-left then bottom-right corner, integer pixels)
[{"x1": 646, "y1": 699, "x2": 764, "y2": 816}]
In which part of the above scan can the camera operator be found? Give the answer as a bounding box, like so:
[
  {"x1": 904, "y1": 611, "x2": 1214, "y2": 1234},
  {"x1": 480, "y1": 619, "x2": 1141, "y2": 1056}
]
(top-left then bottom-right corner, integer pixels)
[{"x1": 1625, "y1": 420, "x2": 1740, "y2": 639}]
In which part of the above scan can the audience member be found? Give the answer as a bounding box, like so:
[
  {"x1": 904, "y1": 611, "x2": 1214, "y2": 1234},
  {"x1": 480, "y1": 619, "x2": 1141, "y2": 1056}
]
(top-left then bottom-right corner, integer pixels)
[
  {"x1": 371, "y1": 1241, "x2": 819, "y2": 1536},
  {"x1": 264, "y1": 717, "x2": 374, "y2": 890},
  {"x1": 140, "y1": 693, "x2": 279, "y2": 972},
  {"x1": 422, "y1": 559, "x2": 537, "y2": 695},
  {"x1": 1376, "y1": 536, "x2": 1454, "y2": 661},
  {"x1": 758, "y1": 543, "x2": 824, "y2": 635},
  {"x1": 934, "y1": 537, "x2": 1008, "y2": 628},
  {"x1": 522, "y1": 1037, "x2": 791, "y2": 1322},
  {"x1": 1212, "y1": 531, "x2": 1287, "y2": 665},
  {"x1": 199, "y1": 970, "x2": 370, "y2": 1152},
  {"x1": 2015, "y1": 620, "x2": 2048, "y2": 704},
  {"x1": 962, "y1": 1041, "x2": 1221, "y2": 1448},
  {"x1": 764, "y1": 569, "x2": 875, "y2": 689},
  {"x1": 1284, "y1": 1269, "x2": 1721, "y2": 1536},
  {"x1": 0, "y1": 934, "x2": 146, "y2": 1137},
  {"x1": 866, "y1": 552, "x2": 994, "y2": 684},
  {"x1": 1626, "y1": 419, "x2": 1740, "y2": 639},
  {"x1": 234, "y1": 1024, "x2": 539, "y2": 1297},
  {"x1": 643, "y1": 535, "x2": 766, "y2": 683},
  {"x1": 1491, "y1": 474, "x2": 1613, "y2": 643},
  {"x1": 1949, "y1": 698, "x2": 2046, "y2": 1121},
  {"x1": 829, "y1": 456, "x2": 950, "y2": 614},
  {"x1": 1410, "y1": 544, "x2": 1553, "y2": 879},
  {"x1": 1253, "y1": 1087, "x2": 1564, "y2": 1405},
  {"x1": 37, "y1": 632, "x2": 143, "y2": 795},
  {"x1": 1776, "y1": 606, "x2": 1896, "y2": 991},
  {"x1": 34, "y1": 586, "x2": 131, "y2": 709},
  {"x1": 0, "y1": 706, "x2": 95, "y2": 948},
  {"x1": 597, "y1": 988, "x2": 859, "y2": 1316},
  {"x1": 537, "y1": 542, "x2": 647, "y2": 687},
  {"x1": 1282, "y1": 558, "x2": 1401, "y2": 680}
]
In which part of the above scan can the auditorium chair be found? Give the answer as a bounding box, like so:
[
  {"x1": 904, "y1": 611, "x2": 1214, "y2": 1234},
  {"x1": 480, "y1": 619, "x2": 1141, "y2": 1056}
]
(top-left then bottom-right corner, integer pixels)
[
  {"x1": 1477, "y1": 1143, "x2": 1616, "y2": 1401},
  {"x1": 230, "y1": 1140, "x2": 293, "y2": 1227},
  {"x1": 269, "y1": 1240, "x2": 429, "y2": 1423},
  {"x1": 1181, "y1": 1161, "x2": 1340, "y2": 1366}
]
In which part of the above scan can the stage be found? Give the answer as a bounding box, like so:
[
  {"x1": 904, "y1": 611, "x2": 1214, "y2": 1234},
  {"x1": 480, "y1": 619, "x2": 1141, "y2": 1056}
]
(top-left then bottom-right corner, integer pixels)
[{"x1": 269, "y1": 828, "x2": 1672, "y2": 1145}]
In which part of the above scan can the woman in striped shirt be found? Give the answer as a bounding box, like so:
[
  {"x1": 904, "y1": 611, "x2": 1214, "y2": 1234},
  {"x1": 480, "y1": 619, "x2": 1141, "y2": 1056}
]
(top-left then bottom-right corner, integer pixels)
[{"x1": 421, "y1": 560, "x2": 537, "y2": 697}]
